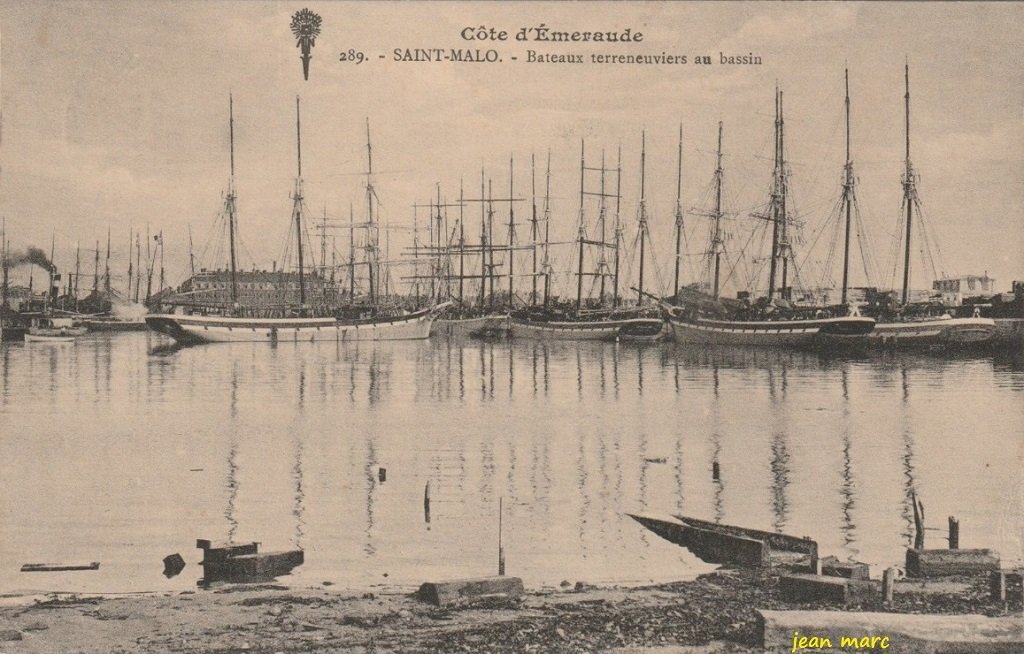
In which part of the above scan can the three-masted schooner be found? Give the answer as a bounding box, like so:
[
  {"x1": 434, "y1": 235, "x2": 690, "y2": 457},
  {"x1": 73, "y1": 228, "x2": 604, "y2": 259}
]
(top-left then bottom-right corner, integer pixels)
[
  {"x1": 665, "y1": 89, "x2": 876, "y2": 349},
  {"x1": 146, "y1": 98, "x2": 448, "y2": 345}
]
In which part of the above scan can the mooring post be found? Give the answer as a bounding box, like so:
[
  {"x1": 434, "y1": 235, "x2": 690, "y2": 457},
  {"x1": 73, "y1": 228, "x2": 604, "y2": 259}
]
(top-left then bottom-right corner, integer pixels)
[
  {"x1": 948, "y1": 516, "x2": 959, "y2": 549},
  {"x1": 990, "y1": 570, "x2": 1006, "y2": 602},
  {"x1": 809, "y1": 551, "x2": 822, "y2": 575},
  {"x1": 498, "y1": 496, "x2": 506, "y2": 576},
  {"x1": 378, "y1": 467, "x2": 386, "y2": 483},
  {"x1": 424, "y1": 481, "x2": 431, "y2": 524},
  {"x1": 911, "y1": 491, "x2": 925, "y2": 550},
  {"x1": 882, "y1": 567, "x2": 896, "y2": 605}
]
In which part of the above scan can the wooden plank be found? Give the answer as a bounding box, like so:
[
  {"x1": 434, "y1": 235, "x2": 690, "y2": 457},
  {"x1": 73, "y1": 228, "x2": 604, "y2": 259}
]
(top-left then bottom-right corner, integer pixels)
[
  {"x1": 21, "y1": 562, "x2": 99, "y2": 572},
  {"x1": 779, "y1": 573, "x2": 876, "y2": 604},
  {"x1": 758, "y1": 609, "x2": 1024, "y2": 653},
  {"x1": 906, "y1": 548, "x2": 1000, "y2": 577},
  {"x1": 629, "y1": 514, "x2": 770, "y2": 568},
  {"x1": 417, "y1": 576, "x2": 524, "y2": 607},
  {"x1": 674, "y1": 514, "x2": 818, "y2": 556},
  {"x1": 820, "y1": 557, "x2": 871, "y2": 580},
  {"x1": 196, "y1": 540, "x2": 259, "y2": 564},
  {"x1": 203, "y1": 550, "x2": 303, "y2": 583}
]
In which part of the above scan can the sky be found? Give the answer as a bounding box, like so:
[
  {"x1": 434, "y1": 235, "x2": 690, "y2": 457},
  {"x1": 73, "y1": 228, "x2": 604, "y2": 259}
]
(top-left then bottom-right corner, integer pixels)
[{"x1": 0, "y1": 1, "x2": 1021, "y2": 299}]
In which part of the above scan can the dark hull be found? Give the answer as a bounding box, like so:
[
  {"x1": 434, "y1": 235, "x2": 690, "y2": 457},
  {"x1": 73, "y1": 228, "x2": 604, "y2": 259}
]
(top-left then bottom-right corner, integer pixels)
[
  {"x1": 83, "y1": 319, "x2": 149, "y2": 332},
  {"x1": 668, "y1": 315, "x2": 875, "y2": 350}
]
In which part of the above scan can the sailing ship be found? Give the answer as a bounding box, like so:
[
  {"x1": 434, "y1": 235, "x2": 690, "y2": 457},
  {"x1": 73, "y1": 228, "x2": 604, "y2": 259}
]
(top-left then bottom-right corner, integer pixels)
[
  {"x1": 431, "y1": 168, "x2": 513, "y2": 338},
  {"x1": 510, "y1": 139, "x2": 665, "y2": 341},
  {"x1": 864, "y1": 66, "x2": 996, "y2": 349},
  {"x1": 146, "y1": 97, "x2": 447, "y2": 345},
  {"x1": 666, "y1": 91, "x2": 875, "y2": 349}
]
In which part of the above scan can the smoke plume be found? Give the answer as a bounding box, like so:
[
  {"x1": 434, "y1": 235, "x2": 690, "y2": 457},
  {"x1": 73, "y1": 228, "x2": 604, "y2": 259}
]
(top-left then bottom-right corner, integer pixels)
[{"x1": 2, "y1": 246, "x2": 56, "y2": 272}]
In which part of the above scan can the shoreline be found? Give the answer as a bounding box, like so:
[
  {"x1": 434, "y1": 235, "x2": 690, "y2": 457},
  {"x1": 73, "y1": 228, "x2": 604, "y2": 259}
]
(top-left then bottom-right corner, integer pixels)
[{"x1": 0, "y1": 568, "x2": 1019, "y2": 653}]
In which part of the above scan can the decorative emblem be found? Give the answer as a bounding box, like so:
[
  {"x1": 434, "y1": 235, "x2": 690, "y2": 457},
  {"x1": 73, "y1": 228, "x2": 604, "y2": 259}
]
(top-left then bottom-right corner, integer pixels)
[{"x1": 290, "y1": 8, "x2": 322, "y2": 81}]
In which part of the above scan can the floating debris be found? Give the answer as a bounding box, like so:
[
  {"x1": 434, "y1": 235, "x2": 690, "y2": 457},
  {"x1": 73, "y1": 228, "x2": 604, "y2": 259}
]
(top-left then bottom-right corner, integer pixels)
[{"x1": 21, "y1": 562, "x2": 99, "y2": 572}]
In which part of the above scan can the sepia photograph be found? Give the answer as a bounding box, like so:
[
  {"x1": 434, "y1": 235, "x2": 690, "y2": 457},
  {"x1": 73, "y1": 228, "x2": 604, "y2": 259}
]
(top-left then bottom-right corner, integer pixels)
[{"x1": 0, "y1": 1, "x2": 1021, "y2": 651}]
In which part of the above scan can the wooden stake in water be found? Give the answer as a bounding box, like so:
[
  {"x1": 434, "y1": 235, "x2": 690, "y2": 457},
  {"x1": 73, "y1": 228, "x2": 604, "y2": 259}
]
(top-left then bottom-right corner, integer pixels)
[
  {"x1": 948, "y1": 516, "x2": 959, "y2": 549},
  {"x1": 882, "y1": 567, "x2": 896, "y2": 605},
  {"x1": 498, "y1": 496, "x2": 505, "y2": 576},
  {"x1": 424, "y1": 481, "x2": 431, "y2": 524},
  {"x1": 911, "y1": 491, "x2": 925, "y2": 549}
]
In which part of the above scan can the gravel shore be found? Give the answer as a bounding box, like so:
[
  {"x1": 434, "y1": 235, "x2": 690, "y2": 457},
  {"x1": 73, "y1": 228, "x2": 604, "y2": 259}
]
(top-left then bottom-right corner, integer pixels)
[{"x1": 0, "y1": 568, "x2": 1018, "y2": 653}]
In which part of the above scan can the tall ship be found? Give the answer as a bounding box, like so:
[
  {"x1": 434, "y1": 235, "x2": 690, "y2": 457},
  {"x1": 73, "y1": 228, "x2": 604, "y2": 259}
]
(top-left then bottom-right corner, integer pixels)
[
  {"x1": 510, "y1": 138, "x2": 666, "y2": 341},
  {"x1": 665, "y1": 87, "x2": 875, "y2": 349},
  {"x1": 863, "y1": 66, "x2": 996, "y2": 350},
  {"x1": 146, "y1": 98, "x2": 447, "y2": 346},
  {"x1": 431, "y1": 164, "x2": 518, "y2": 338}
]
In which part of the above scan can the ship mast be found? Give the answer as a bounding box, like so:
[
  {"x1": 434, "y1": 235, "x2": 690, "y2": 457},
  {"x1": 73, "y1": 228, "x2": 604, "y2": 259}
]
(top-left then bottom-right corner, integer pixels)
[
  {"x1": 900, "y1": 63, "x2": 915, "y2": 306},
  {"x1": 93, "y1": 239, "x2": 100, "y2": 297},
  {"x1": 125, "y1": 228, "x2": 132, "y2": 301},
  {"x1": 73, "y1": 241, "x2": 81, "y2": 310},
  {"x1": 507, "y1": 155, "x2": 516, "y2": 309},
  {"x1": 104, "y1": 227, "x2": 111, "y2": 295},
  {"x1": 613, "y1": 144, "x2": 622, "y2": 307},
  {"x1": 711, "y1": 122, "x2": 724, "y2": 300},
  {"x1": 458, "y1": 179, "x2": 465, "y2": 306},
  {"x1": 227, "y1": 95, "x2": 239, "y2": 307},
  {"x1": 576, "y1": 140, "x2": 585, "y2": 313},
  {"x1": 293, "y1": 96, "x2": 307, "y2": 310},
  {"x1": 46, "y1": 234, "x2": 54, "y2": 314},
  {"x1": 542, "y1": 151, "x2": 552, "y2": 309},
  {"x1": 778, "y1": 90, "x2": 789, "y2": 298},
  {"x1": 188, "y1": 224, "x2": 196, "y2": 280},
  {"x1": 596, "y1": 149, "x2": 608, "y2": 303},
  {"x1": 487, "y1": 179, "x2": 495, "y2": 309},
  {"x1": 840, "y1": 68, "x2": 855, "y2": 305},
  {"x1": 478, "y1": 168, "x2": 487, "y2": 309},
  {"x1": 348, "y1": 202, "x2": 355, "y2": 300},
  {"x1": 767, "y1": 88, "x2": 781, "y2": 300},
  {"x1": 529, "y1": 155, "x2": 538, "y2": 307},
  {"x1": 637, "y1": 131, "x2": 648, "y2": 305},
  {"x1": 673, "y1": 124, "x2": 684, "y2": 299},
  {"x1": 365, "y1": 119, "x2": 376, "y2": 306}
]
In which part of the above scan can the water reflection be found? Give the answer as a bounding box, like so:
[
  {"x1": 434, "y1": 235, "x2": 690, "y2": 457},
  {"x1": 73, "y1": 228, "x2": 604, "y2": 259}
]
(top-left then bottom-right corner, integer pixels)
[
  {"x1": 768, "y1": 367, "x2": 791, "y2": 533},
  {"x1": 838, "y1": 368, "x2": 858, "y2": 559},
  {"x1": 0, "y1": 334, "x2": 1020, "y2": 594}
]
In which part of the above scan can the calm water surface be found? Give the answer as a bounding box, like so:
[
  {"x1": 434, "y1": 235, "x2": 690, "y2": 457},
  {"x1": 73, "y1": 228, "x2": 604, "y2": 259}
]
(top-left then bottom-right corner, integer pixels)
[{"x1": 1, "y1": 333, "x2": 1021, "y2": 594}]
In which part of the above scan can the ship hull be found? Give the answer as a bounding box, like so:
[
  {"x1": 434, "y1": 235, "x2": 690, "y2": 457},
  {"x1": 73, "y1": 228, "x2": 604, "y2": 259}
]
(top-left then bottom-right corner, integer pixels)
[
  {"x1": 668, "y1": 315, "x2": 875, "y2": 350},
  {"x1": 432, "y1": 314, "x2": 509, "y2": 338},
  {"x1": 83, "y1": 319, "x2": 149, "y2": 332},
  {"x1": 510, "y1": 317, "x2": 665, "y2": 341},
  {"x1": 24, "y1": 334, "x2": 76, "y2": 343},
  {"x1": 146, "y1": 308, "x2": 437, "y2": 345},
  {"x1": 867, "y1": 316, "x2": 997, "y2": 349}
]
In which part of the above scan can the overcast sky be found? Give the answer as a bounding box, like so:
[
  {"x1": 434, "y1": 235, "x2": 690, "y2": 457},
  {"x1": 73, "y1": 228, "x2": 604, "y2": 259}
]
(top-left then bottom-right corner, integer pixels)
[{"x1": 1, "y1": 1, "x2": 1021, "y2": 298}]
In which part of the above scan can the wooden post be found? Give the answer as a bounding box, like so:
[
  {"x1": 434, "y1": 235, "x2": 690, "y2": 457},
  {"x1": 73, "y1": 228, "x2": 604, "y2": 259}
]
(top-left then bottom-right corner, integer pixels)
[
  {"x1": 712, "y1": 461, "x2": 720, "y2": 481},
  {"x1": 809, "y1": 552, "x2": 822, "y2": 575},
  {"x1": 378, "y1": 467, "x2": 386, "y2": 483},
  {"x1": 990, "y1": 571, "x2": 1006, "y2": 602},
  {"x1": 424, "y1": 481, "x2": 431, "y2": 524},
  {"x1": 911, "y1": 491, "x2": 925, "y2": 550},
  {"x1": 882, "y1": 567, "x2": 896, "y2": 605},
  {"x1": 498, "y1": 496, "x2": 505, "y2": 576},
  {"x1": 948, "y1": 516, "x2": 959, "y2": 549}
]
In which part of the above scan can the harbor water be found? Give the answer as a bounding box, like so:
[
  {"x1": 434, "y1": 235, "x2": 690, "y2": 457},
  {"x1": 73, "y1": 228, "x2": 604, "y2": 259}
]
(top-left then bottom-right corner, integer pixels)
[{"x1": 1, "y1": 332, "x2": 1021, "y2": 594}]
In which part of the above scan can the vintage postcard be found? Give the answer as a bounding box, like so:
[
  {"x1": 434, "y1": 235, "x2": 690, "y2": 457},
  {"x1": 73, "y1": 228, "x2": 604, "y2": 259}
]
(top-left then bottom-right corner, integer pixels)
[{"x1": 0, "y1": 1, "x2": 1021, "y2": 652}]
